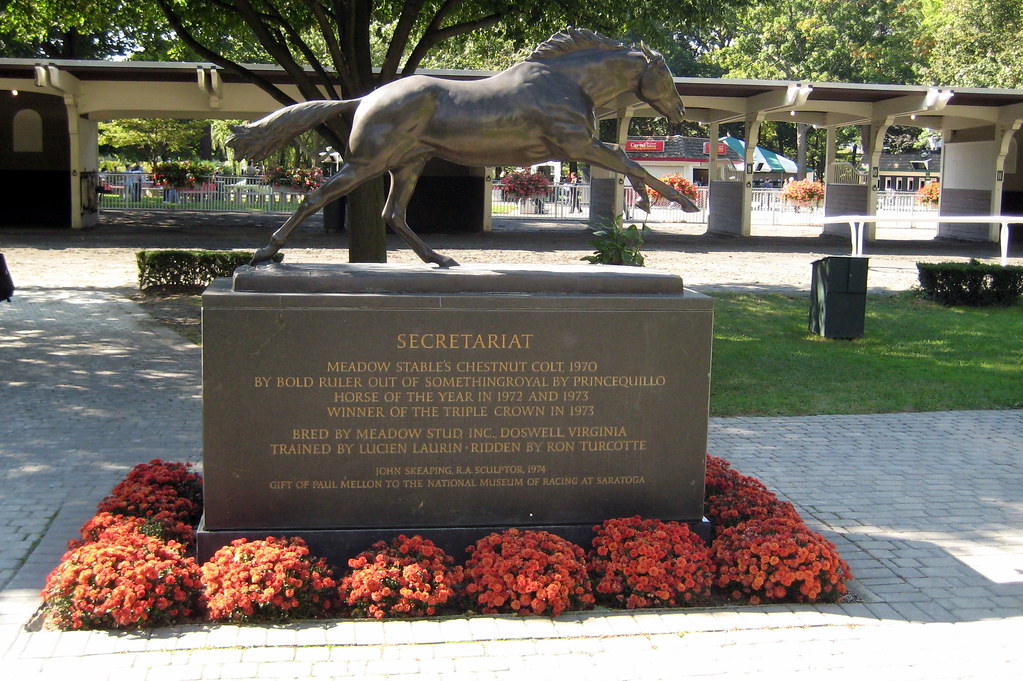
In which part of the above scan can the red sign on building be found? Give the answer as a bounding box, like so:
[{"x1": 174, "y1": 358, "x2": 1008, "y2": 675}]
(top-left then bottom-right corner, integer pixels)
[
  {"x1": 703, "y1": 142, "x2": 730, "y2": 156},
  {"x1": 625, "y1": 140, "x2": 665, "y2": 153}
]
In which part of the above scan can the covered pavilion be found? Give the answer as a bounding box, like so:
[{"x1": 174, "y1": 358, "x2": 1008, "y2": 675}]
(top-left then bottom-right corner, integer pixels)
[{"x1": 2, "y1": 58, "x2": 1023, "y2": 244}]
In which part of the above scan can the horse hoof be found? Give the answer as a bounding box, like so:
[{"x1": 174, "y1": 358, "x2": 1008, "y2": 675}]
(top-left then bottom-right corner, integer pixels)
[
  {"x1": 635, "y1": 199, "x2": 652, "y2": 213},
  {"x1": 436, "y1": 255, "x2": 460, "y2": 268},
  {"x1": 249, "y1": 246, "x2": 278, "y2": 266}
]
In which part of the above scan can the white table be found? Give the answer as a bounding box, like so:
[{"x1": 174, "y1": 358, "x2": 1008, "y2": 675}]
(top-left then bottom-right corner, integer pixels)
[{"x1": 820, "y1": 215, "x2": 1021, "y2": 265}]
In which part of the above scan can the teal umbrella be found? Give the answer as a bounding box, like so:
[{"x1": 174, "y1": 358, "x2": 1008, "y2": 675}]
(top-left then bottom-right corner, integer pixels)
[{"x1": 720, "y1": 136, "x2": 798, "y2": 173}]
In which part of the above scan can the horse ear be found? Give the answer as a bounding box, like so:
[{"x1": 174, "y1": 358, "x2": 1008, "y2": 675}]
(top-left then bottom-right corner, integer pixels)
[{"x1": 641, "y1": 41, "x2": 656, "y2": 60}]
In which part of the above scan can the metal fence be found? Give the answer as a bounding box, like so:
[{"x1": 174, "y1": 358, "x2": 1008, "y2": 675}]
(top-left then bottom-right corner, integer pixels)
[
  {"x1": 100, "y1": 174, "x2": 940, "y2": 228},
  {"x1": 491, "y1": 183, "x2": 592, "y2": 220},
  {"x1": 99, "y1": 173, "x2": 309, "y2": 213}
]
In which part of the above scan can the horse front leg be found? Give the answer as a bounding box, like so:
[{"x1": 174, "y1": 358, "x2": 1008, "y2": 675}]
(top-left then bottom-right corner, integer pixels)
[
  {"x1": 577, "y1": 141, "x2": 700, "y2": 213},
  {"x1": 250, "y1": 162, "x2": 377, "y2": 265},
  {"x1": 384, "y1": 162, "x2": 459, "y2": 268}
]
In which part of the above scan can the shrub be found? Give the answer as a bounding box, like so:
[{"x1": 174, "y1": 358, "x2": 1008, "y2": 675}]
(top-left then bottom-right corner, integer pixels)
[
  {"x1": 916, "y1": 181, "x2": 940, "y2": 205},
  {"x1": 201, "y1": 537, "x2": 337, "y2": 622},
  {"x1": 69, "y1": 512, "x2": 168, "y2": 549},
  {"x1": 501, "y1": 170, "x2": 550, "y2": 199},
  {"x1": 339, "y1": 534, "x2": 464, "y2": 619},
  {"x1": 780, "y1": 179, "x2": 825, "y2": 206},
  {"x1": 464, "y1": 529, "x2": 594, "y2": 616},
  {"x1": 589, "y1": 516, "x2": 713, "y2": 608},
  {"x1": 136, "y1": 249, "x2": 284, "y2": 293},
  {"x1": 119, "y1": 459, "x2": 203, "y2": 508},
  {"x1": 704, "y1": 455, "x2": 801, "y2": 528},
  {"x1": 582, "y1": 217, "x2": 649, "y2": 266},
  {"x1": 266, "y1": 166, "x2": 324, "y2": 191},
  {"x1": 97, "y1": 477, "x2": 200, "y2": 548},
  {"x1": 41, "y1": 533, "x2": 202, "y2": 630},
  {"x1": 712, "y1": 515, "x2": 852, "y2": 605},
  {"x1": 917, "y1": 259, "x2": 1023, "y2": 306}
]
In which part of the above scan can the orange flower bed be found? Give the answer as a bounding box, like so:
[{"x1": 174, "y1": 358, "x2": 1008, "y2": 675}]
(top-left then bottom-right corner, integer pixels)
[{"x1": 39, "y1": 455, "x2": 854, "y2": 629}]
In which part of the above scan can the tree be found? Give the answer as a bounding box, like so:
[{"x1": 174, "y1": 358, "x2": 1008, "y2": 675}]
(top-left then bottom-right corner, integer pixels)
[
  {"x1": 0, "y1": 0, "x2": 166, "y2": 59},
  {"x1": 704, "y1": 0, "x2": 930, "y2": 178},
  {"x1": 147, "y1": 0, "x2": 745, "y2": 262},
  {"x1": 923, "y1": 0, "x2": 1023, "y2": 87},
  {"x1": 99, "y1": 119, "x2": 211, "y2": 164}
]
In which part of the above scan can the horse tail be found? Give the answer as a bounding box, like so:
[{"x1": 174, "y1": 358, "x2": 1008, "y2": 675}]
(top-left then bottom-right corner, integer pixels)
[{"x1": 227, "y1": 99, "x2": 361, "y2": 162}]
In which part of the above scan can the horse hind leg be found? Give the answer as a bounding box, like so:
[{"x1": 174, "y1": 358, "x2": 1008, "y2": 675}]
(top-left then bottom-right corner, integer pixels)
[
  {"x1": 250, "y1": 161, "x2": 380, "y2": 265},
  {"x1": 384, "y1": 162, "x2": 459, "y2": 268}
]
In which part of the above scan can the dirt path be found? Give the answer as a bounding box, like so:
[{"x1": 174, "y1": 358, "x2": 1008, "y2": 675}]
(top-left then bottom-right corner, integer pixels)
[{"x1": 2, "y1": 209, "x2": 1016, "y2": 293}]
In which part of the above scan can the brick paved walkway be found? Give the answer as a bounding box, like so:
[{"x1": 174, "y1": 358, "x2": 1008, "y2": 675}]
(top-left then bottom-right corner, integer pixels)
[{"x1": 1, "y1": 221, "x2": 1021, "y2": 679}]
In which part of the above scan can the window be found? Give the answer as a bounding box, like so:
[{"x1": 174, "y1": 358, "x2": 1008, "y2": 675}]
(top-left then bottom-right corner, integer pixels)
[{"x1": 13, "y1": 109, "x2": 43, "y2": 152}]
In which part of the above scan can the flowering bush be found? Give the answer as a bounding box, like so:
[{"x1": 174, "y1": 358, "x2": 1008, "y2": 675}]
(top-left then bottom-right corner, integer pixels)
[
  {"x1": 501, "y1": 170, "x2": 550, "y2": 199},
  {"x1": 151, "y1": 161, "x2": 200, "y2": 189},
  {"x1": 201, "y1": 537, "x2": 337, "y2": 622},
  {"x1": 41, "y1": 533, "x2": 202, "y2": 630},
  {"x1": 916, "y1": 181, "x2": 940, "y2": 205},
  {"x1": 119, "y1": 459, "x2": 203, "y2": 507},
  {"x1": 266, "y1": 166, "x2": 324, "y2": 191},
  {"x1": 646, "y1": 173, "x2": 699, "y2": 205},
  {"x1": 96, "y1": 481, "x2": 199, "y2": 547},
  {"x1": 712, "y1": 515, "x2": 852, "y2": 605},
  {"x1": 704, "y1": 455, "x2": 800, "y2": 528},
  {"x1": 69, "y1": 512, "x2": 168, "y2": 549},
  {"x1": 464, "y1": 529, "x2": 594, "y2": 616},
  {"x1": 339, "y1": 534, "x2": 464, "y2": 619},
  {"x1": 780, "y1": 179, "x2": 825, "y2": 206},
  {"x1": 589, "y1": 517, "x2": 713, "y2": 608}
]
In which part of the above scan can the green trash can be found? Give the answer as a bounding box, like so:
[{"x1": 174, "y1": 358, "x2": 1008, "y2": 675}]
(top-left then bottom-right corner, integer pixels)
[{"x1": 809, "y1": 256, "x2": 869, "y2": 339}]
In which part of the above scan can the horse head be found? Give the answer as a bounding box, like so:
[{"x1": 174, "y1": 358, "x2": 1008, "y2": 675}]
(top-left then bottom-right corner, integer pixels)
[{"x1": 637, "y1": 43, "x2": 685, "y2": 125}]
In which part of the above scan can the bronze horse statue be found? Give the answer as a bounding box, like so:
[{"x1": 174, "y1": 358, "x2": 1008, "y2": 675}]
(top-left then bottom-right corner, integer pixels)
[{"x1": 229, "y1": 28, "x2": 699, "y2": 267}]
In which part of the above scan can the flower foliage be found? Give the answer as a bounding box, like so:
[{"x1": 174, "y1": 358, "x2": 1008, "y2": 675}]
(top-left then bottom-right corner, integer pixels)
[
  {"x1": 41, "y1": 533, "x2": 202, "y2": 630},
  {"x1": 201, "y1": 537, "x2": 337, "y2": 623},
  {"x1": 266, "y1": 166, "x2": 324, "y2": 191},
  {"x1": 501, "y1": 170, "x2": 550, "y2": 199},
  {"x1": 916, "y1": 181, "x2": 940, "y2": 205},
  {"x1": 646, "y1": 173, "x2": 699, "y2": 205},
  {"x1": 780, "y1": 179, "x2": 825, "y2": 206},
  {"x1": 704, "y1": 455, "x2": 800, "y2": 528},
  {"x1": 712, "y1": 516, "x2": 852, "y2": 605},
  {"x1": 589, "y1": 517, "x2": 713, "y2": 608},
  {"x1": 339, "y1": 534, "x2": 464, "y2": 619},
  {"x1": 464, "y1": 529, "x2": 594, "y2": 616},
  {"x1": 96, "y1": 460, "x2": 202, "y2": 548}
]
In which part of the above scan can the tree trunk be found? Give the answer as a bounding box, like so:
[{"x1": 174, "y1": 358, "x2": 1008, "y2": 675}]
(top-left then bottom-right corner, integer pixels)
[
  {"x1": 346, "y1": 176, "x2": 387, "y2": 262},
  {"x1": 796, "y1": 123, "x2": 809, "y2": 180}
]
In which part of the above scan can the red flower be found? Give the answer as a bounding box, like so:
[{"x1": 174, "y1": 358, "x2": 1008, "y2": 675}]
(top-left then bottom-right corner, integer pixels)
[
  {"x1": 201, "y1": 537, "x2": 337, "y2": 623},
  {"x1": 464, "y1": 529, "x2": 594, "y2": 617},
  {"x1": 711, "y1": 515, "x2": 852, "y2": 604},
  {"x1": 589, "y1": 516, "x2": 713, "y2": 608},
  {"x1": 339, "y1": 535, "x2": 464, "y2": 619},
  {"x1": 41, "y1": 533, "x2": 202, "y2": 630},
  {"x1": 646, "y1": 173, "x2": 699, "y2": 205}
]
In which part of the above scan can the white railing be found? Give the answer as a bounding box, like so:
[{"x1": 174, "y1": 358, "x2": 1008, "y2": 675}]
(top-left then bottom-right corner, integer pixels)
[
  {"x1": 99, "y1": 175, "x2": 943, "y2": 230},
  {"x1": 623, "y1": 186, "x2": 709, "y2": 223},
  {"x1": 491, "y1": 183, "x2": 591, "y2": 220},
  {"x1": 99, "y1": 173, "x2": 311, "y2": 213}
]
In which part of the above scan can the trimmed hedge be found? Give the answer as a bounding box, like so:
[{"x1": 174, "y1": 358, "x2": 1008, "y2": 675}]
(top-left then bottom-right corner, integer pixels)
[
  {"x1": 917, "y1": 259, "x2": 1023, "y2": 306},
  {"x1": 136, "y1": 250, "x2": 282, "y2": 293}
]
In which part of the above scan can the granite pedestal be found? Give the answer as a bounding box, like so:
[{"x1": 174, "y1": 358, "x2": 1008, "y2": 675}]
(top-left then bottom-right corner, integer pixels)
[{"x1": 198, "y1": 263, "x2": 713, "y2": 563}]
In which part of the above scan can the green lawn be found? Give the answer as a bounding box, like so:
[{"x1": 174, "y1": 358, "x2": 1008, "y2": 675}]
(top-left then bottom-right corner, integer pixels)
[{"x1": 709, "y1": 292, "x2": 1023, "y2": 416}]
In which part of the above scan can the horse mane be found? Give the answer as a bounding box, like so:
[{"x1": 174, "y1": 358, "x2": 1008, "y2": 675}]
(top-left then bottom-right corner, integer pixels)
[{"x1": 527, "y1": 28, "x2": 630, "y2": 62}]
